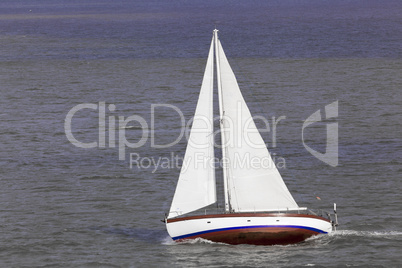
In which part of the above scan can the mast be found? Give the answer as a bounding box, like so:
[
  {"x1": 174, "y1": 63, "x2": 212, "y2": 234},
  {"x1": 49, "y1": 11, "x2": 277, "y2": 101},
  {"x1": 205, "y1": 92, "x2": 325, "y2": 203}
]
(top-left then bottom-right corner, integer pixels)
[{"x1": 214, "y1": 29, "x2": 230, "y2": 212}]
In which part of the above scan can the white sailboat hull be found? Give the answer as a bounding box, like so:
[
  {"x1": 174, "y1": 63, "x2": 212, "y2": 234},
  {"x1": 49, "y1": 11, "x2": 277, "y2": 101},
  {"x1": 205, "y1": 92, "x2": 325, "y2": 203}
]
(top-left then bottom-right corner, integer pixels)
[{"x1": 166, "y1": 213, "x2": 332, "y2": 245}]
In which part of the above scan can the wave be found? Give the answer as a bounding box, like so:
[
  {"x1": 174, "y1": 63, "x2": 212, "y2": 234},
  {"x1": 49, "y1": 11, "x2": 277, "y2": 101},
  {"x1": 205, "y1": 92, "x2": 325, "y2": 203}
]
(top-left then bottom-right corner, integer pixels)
[
  {"x1": 161, "y1": 236, "x2": 175, "y2": 245},
  {"x1": 304, "y1": 229, "x2": 402, "y2": 243},
  {"x1": 162, "y1": 236, "x2": 228, "y2": 246},
  {"x1": 329, "y1": 230, "x2": 402, "y2": 238}
]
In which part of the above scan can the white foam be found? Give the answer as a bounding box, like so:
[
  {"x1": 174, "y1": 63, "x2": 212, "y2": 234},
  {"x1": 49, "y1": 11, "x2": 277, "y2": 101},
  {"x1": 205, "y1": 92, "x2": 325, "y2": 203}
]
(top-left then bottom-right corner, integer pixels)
[
  {"x1": 329, "y1": 230, "x2": 402, "y2": 238},
  {"x1": 161, "y1": 236, "x2": 175, "y2": 245},
  {"x1": 162, "y1": 236, "x2": 228, "y2": 246}
]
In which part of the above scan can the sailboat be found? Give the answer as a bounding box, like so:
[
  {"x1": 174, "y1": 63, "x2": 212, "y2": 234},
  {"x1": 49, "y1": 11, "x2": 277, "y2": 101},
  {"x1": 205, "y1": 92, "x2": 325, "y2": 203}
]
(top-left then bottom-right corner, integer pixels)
[{"x1": 165, "y1": 29, "x2": 337, "y2": 245}]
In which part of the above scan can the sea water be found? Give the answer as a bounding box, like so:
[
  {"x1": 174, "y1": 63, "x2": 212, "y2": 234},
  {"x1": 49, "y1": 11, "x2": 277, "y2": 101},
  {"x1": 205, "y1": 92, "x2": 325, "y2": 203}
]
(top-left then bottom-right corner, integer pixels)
[{"x1": 0, "y1": 0, "x2": 401, "y2": 267}]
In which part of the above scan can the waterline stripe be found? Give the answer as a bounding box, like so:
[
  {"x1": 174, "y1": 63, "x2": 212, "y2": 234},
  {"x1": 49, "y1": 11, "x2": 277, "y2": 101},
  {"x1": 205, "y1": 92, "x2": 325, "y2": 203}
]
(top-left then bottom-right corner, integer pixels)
[{"x1": 172, "y1": 225, "x2": 327, "y2": 240}]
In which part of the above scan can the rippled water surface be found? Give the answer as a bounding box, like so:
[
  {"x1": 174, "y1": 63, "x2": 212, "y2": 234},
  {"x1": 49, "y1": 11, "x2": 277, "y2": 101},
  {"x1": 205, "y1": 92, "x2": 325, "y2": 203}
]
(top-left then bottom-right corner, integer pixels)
[{"x1": 0, "y1": 0, "x2": 401, "y2": 267}]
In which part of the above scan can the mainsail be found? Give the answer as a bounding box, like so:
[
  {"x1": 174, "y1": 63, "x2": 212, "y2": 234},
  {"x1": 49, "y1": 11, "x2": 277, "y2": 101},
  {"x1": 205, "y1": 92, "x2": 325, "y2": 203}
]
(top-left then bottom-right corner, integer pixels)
[{"x1": 167, "y1": 39, "x2": 216, "y2": 219}]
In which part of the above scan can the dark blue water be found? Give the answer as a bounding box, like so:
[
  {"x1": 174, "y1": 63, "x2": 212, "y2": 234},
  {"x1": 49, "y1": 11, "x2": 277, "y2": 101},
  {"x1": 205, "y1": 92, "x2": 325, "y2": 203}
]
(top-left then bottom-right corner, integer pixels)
[{"x1": 0, "y1": 0, "x2": 401, "y2": 267}]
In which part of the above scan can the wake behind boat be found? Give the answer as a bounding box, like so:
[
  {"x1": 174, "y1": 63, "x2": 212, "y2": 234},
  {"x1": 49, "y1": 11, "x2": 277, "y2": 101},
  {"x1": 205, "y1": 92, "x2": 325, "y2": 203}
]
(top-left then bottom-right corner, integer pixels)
[{"x1": 165, "y1": 29, "x2": 338, "y2": 245}]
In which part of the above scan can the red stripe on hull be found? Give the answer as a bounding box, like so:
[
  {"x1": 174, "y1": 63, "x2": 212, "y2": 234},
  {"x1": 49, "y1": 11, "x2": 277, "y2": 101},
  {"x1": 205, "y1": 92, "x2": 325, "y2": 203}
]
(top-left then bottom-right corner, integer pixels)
[{"x1": 177, "y1": 227, "x2": 320, "y2": 245}]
